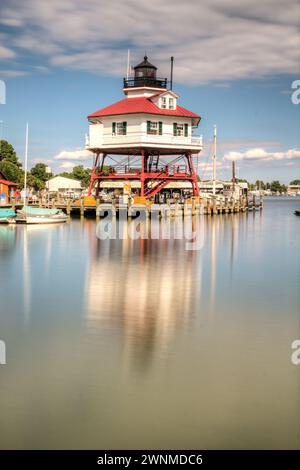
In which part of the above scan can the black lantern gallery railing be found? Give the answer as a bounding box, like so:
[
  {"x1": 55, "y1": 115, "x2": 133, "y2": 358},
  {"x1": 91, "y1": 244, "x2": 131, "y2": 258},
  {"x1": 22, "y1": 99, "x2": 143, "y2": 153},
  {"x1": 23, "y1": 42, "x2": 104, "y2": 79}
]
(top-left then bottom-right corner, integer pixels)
[{"x1": 123, "y1": 77, "x2": 168, "y2": 89}]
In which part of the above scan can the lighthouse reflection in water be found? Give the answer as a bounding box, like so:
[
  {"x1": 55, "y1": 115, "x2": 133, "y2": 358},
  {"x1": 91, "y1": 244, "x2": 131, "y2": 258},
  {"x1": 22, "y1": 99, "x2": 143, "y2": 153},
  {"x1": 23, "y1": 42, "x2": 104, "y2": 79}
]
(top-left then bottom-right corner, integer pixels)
[{"x1": 0, "y1": 198, "x2": 299, "y2": 449}]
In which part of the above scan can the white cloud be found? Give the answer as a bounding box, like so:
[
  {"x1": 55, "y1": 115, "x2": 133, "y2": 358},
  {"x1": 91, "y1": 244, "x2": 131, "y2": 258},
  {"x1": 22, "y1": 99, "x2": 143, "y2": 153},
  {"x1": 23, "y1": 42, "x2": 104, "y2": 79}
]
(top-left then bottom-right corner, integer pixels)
[
  {"x1": 0, "y1": 69, "x2": 28, "y2": 77},
  {"x1": 31, "y1": 158, "x2": 54, "y2": 166},
  {"x1": 0, "y1": 18, "x2": 23, "y2": 27},
  {"x1": 59, "y1": 161, "x2": 76, "y2": 169},
  {"x1": 0, "y1": 0, "x2": 299, "y2": 84},
  {"x1": 0, "y1": 45, "x2": 15, "y2": 60},
  {"x1": 224, "y1": 147, "x2": 300, "y2": 162},
  {"x1": 54, "y1": 148, "x2": 92, "y2": 161}
]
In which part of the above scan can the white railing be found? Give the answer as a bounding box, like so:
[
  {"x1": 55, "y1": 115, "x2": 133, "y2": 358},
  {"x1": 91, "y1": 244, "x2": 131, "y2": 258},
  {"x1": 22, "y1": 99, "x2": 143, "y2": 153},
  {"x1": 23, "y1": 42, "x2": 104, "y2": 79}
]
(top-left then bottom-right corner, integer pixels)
[
  {"x1": 87, "y1": 129, "x2": 203, "y2": 148},
  {"x1": 191, "y1": 135, "x2": 203, "y2": 145}
]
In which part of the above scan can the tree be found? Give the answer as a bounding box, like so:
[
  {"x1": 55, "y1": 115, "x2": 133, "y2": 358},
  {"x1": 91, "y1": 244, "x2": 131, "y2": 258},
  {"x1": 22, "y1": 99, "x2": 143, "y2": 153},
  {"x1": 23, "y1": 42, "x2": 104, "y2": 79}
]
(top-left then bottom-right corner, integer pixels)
[
  {"x1": 18, "y1": 173, "x2": 45, "y2": 191},
  {"x1": 71, "y1": 165, "x2": 92, "y2": 188},
  {"x1": 31, "y1": 163, "x2": 52, "y2": 182},
  {"x1": 0, "y1": 160, "x2": 22, "y2": 183},
  {"x1": 281, "y1": 184, "x2": 287, "y2": 193},
  {"x1": 290, "y1": 179, "x2": 300, "y2": 185},
  {"x1": 30, "y1": 175, "x2": 45, "y2": 191},
  {"x1": 255, "y1": 180, "x2": 266, "y2": 190},
  {"x1": 58, "y1": 171, "x2": 73, "y2": 179},
  {"x1": 270, "y1": 180, "x2": 285, "y2": 193},
  {"x1": 0, "y1": 140, "x2": 21, "y2": 167}
]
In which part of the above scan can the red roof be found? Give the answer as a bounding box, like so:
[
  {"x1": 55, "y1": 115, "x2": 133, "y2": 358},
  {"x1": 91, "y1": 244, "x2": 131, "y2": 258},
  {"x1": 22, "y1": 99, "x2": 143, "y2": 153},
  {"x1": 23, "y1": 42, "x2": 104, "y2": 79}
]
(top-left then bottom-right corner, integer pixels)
[
  {"x1": 0, "y1": 179, "x2": 18, "y2": 186},
  {"x1": 88, "y1": 97, "x2": 200, "y2": 120}
]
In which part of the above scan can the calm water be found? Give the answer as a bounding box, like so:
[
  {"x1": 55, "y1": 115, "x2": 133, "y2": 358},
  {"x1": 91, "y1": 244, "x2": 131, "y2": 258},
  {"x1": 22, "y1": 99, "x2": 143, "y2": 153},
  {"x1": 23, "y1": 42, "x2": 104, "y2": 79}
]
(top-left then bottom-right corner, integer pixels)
[{"x1": 0, "y1": 198, "x2": 299, "y2": 449}]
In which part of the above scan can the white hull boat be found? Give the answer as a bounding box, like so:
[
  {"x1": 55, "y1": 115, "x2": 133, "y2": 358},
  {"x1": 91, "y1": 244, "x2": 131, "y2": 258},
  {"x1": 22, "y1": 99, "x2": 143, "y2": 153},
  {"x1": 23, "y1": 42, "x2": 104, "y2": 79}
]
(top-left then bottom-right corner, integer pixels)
[{"x1": 16, "y1": 206, "x2": 67, "y2": 224}]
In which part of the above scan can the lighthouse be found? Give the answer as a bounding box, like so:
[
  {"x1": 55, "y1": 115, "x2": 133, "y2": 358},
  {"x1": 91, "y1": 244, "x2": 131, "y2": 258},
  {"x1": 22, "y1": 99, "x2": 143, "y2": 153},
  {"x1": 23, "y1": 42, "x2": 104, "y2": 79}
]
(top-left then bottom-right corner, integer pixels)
[{"x1": 86, "y1": 56, "x2": 202, "y2": 199}]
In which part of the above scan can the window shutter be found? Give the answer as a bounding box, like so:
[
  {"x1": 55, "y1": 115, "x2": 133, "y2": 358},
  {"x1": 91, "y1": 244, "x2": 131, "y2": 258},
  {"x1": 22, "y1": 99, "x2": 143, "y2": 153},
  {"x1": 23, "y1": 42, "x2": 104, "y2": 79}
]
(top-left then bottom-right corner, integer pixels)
[
  {"x1": 112, "y1": 122, "x2": 116, "y2": 134},
  {"x1": 173, "y1": 123, "x2": 177, "y2": 136},
  {"x1": 184, "y1": 123, "x2": 188, "y2": 137},
  {"x1": 158, "y1": 121, "x2": 163, "y2": 135},
  {"x1": 123, "y1": 121, "x2": 127, "y2": 134},
  {"x1": 147, "y1": 121, "x2": 151, "y2": 134}
]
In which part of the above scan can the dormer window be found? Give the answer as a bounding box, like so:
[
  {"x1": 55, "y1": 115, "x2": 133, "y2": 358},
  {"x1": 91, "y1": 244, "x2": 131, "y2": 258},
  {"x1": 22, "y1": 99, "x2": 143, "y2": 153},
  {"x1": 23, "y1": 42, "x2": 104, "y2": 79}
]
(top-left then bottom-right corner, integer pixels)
[{"x1": 159, "y1": 96, "x2": 175, "y2": 109}]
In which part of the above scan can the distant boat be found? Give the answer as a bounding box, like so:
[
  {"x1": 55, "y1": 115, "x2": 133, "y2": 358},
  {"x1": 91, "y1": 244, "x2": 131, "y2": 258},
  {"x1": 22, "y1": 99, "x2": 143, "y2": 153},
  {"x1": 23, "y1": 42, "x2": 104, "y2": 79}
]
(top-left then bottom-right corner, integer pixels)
[
  {"x1": 0, "y1": 208, "x2": 16, "y2": 224},
  {"x1": 16, "y1": 206, "x2": 67, "y2": 224},
  {"x1": 294, "y1": 210, "x2": 300, "y2": 216}
]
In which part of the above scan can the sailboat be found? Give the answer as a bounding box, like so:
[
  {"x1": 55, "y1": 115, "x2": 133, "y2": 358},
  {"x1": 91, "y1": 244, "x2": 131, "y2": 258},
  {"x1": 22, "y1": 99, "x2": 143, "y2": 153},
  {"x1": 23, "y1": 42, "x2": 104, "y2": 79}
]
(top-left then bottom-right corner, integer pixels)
[
  {"x1": 15, "y1": 124, "x2": 67, "y2": 225},
  {"x1": 16, "y1": 205, "x2": 67, "y2": 224}
]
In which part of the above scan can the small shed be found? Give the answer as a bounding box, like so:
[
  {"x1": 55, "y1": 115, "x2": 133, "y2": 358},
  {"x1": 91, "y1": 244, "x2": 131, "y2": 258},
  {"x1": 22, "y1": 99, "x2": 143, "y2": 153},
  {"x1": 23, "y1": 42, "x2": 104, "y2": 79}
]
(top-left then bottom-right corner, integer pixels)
[{"x1": 0, "y1": 173, "x2": 18, "y2": 204}]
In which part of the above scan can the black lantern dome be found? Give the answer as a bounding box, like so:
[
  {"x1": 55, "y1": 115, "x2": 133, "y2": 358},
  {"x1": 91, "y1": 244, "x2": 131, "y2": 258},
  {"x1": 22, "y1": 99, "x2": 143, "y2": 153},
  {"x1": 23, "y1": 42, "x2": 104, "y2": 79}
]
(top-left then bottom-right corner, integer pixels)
[
  {"x1": 124, "y1": 56, "x2": 167, "y2": 89},
  {"x1": 134, "y1": 56, "x2": 157, "y2": 79}
]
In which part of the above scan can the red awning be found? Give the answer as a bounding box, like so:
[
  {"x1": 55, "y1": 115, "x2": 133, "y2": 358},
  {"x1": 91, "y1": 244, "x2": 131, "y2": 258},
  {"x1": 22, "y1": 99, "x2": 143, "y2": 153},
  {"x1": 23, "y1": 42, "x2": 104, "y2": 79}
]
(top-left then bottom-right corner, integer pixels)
[{"x1": 0, "y1": 179, "x2": 18, "y2": 186}]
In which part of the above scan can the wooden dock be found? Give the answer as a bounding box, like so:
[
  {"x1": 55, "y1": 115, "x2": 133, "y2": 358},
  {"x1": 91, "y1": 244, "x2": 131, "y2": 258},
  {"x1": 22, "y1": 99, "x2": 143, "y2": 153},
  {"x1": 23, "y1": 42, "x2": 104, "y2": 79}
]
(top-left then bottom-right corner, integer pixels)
[{"x1": 9, "y1": 195, "x2": 263, "y2": 219}]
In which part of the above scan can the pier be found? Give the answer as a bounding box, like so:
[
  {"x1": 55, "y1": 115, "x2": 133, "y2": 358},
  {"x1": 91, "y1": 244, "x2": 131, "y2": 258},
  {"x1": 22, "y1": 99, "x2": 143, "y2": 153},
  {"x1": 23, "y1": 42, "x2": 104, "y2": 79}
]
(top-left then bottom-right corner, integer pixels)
[{"x1": 9, "y1": 194, "x2": 263, "y2": 219}]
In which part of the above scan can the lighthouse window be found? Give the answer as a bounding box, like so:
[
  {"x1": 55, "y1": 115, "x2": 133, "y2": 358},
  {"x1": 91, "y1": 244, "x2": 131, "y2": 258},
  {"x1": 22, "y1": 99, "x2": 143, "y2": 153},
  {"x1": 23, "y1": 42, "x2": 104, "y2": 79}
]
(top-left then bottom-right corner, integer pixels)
[
  {"x1": 161, "y1": 97, "x2": 167, "y2": 109},
  {"x1": 173, "y1": 123, "x2": 184, "y2": 136},
  {"x1": 147, "y1": 121, "x2": 163, "y2": 135},
  {"x1": 112, "y1": 121, "x2": 127, "y2": 135},
  {"x1": 169, "y1": 98, "x2": 174, "y2": 109}
]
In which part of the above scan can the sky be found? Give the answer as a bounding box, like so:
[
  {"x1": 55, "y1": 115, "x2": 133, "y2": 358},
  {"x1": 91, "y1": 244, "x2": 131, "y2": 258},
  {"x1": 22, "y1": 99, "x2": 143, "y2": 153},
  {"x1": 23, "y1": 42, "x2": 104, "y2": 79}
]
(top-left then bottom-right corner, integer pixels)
[{"x1": 0, "y1": 0, "x2": 299, "y2": 183}]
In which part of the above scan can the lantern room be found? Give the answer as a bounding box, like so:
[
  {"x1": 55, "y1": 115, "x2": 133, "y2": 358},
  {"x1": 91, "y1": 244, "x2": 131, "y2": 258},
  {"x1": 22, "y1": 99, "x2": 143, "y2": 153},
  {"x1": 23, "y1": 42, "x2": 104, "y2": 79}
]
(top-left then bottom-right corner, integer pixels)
[{"x1": 123, "y1": 55, "x2": 167, "y2": 90}]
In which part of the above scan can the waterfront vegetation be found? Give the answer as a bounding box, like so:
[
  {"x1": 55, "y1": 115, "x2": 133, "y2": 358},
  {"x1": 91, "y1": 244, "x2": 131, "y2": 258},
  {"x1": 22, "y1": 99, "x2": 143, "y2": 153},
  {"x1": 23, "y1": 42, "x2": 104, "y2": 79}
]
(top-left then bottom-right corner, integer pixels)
[{"x1": 0, "y1": 139, "x2": 92, "y2": 189}]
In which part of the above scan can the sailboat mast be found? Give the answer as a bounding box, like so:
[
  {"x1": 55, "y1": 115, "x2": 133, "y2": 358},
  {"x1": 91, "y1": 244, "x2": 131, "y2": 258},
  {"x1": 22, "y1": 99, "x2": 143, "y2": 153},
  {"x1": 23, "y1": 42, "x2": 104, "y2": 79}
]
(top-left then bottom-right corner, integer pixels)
[
  {"x1": 23, "y1": 123, "x2": 29, "y2": 206},
  {"x1": 212, "y1": 124, "x2": 217, "y2": 196}
]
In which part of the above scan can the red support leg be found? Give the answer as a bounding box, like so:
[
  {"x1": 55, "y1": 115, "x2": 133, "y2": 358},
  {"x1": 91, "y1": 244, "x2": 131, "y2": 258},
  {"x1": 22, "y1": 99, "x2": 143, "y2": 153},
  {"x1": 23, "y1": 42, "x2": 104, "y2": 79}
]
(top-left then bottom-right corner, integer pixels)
[
  {"x1": 140, "y1": 149, "x2": 145, "y2": 197},
  {"x1": 88, "y1": 152, "x2": 100, "y2": 196},
  {"x1": 187, "y1": 152, "x2": 200, "y2": 197}
]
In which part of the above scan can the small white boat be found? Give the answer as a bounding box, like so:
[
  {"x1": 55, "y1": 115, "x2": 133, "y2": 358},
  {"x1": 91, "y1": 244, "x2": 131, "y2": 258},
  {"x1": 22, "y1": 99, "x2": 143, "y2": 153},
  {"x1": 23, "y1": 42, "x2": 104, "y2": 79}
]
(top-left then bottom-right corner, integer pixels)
[{"x1": 16, "y1": 206, "x2": 67, "y2": 224}]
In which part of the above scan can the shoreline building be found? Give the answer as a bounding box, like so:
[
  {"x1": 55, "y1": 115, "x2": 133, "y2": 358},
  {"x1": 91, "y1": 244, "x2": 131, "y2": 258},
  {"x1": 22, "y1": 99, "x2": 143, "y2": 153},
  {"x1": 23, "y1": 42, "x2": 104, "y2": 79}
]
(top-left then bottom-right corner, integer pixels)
[
  {"x1": 86, "y1": 56, "x2": 203, "y2": 200},
  {"x1": 46, "y1": 176, "x2": 82, "y2": 197},
  {"x1": 199, "y1": 180, "x2": 248, "y2": 198},
  {"x1": 287, "y1": 184, "x2": 300, "y2": 196}
]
